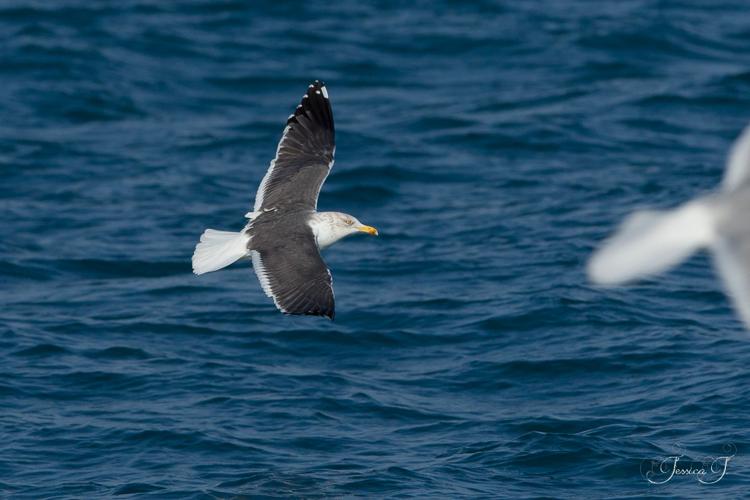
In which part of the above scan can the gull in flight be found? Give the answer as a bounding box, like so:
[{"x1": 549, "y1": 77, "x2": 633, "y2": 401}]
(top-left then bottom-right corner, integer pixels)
[{"x1": 192, "y1": 81, "x2": 378, "y2": 319}]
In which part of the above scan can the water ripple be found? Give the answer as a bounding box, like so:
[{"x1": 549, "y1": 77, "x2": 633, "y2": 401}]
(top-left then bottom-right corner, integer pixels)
[{"x1": 3, "y1": 0, "x2": 750, "y2": 497}]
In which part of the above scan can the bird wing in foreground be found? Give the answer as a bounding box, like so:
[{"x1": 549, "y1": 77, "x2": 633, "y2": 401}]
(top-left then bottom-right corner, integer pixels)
[
  {"x1": 253, "y1": 81, "x2": 335, "y2": 213},
  {"x1": 713, "y1": 234, "x2": 750, "y2": 328},
  {"x1": 714, "y1": 125, "x2": 750, "y2": 328},
  {"x1": 250, "y1": 227, "x2": 335, "y2": 319},
  {"x1": 586, "y1": 201, "x2": 715, "y2": 285},
  {"x1": 722, "y1": 124, "x2": 750, "y2": 192},
  {"x1": 588, "y1": 121, "x2": 750, "y2": 330}
]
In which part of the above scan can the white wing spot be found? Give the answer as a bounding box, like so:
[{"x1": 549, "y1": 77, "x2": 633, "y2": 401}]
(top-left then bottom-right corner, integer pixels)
[
  {"x1": 321, "y1": 86, "x2": 328, "y2": 98},
  {"x1": 315, "y1": 90, "x2": 320, "y2": 95}
]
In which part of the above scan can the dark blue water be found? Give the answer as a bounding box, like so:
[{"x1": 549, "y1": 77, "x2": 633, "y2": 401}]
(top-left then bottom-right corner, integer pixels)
[{"x1": 3, "y1": 1, "x2": 750, "y2": 497}]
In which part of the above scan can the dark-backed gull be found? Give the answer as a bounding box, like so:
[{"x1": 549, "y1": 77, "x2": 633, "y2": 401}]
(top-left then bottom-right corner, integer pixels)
[
  {"x1": 588, "y1": 123, "x2": 750, "y2": 329},
  {"x1": 192, "y1": 81, "x2": 378, "y2": 319}
]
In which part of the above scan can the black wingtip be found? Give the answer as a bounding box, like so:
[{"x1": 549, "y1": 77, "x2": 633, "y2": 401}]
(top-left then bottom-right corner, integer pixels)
[
  {"x1": 315, "y1": 305, "x2": 335, "y2": 321},
  {"x1": 282, "y1": 303, "x2": 335, "y2": 320},
  {"x1": 286, "y1": 80, "x2": 333, "y2": 132},
  {"x1": 305, "y1": 80, "x2": 328, "y2": 102},
  {"x1": 319, "y1": 305, "x2": 335, "y2": 321}
]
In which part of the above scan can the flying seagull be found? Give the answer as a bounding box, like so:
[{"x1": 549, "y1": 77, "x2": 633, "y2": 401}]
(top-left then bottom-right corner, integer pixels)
[
  {"x1": 192, "y1": 81, "x2": 378, "y2": 319},
  {"x1": 588, "y1": 123, "x2": 750, "y2": 329}
]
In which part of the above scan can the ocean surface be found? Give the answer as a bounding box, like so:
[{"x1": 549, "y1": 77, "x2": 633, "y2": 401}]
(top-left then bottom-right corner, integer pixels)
[{"x1": 2, "y1": 1, "x2": 750, "y2": 497}]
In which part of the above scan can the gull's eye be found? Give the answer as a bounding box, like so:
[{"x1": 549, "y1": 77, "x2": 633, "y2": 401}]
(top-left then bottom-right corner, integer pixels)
[{"x1": 346, "y1": 218, "x2": 354, "y2": 225}]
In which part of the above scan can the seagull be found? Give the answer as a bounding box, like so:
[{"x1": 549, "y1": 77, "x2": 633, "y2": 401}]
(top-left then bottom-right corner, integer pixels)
[
  {"x1": 588, "y1": 123, "x2": 750, "y2": 329},
  {"x1": 192, "y1": 81, "x2": 378, "y2": 319}
]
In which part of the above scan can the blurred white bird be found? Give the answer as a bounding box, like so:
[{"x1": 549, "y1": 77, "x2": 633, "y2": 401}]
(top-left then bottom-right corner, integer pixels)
[{"x1": 588, "y1": 124, "x2": 750, "y2": 328}]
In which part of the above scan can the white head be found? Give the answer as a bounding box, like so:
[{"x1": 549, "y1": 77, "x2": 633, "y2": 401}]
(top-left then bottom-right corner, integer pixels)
[{"x1": 309, "y1": 211, "x2": 378, "y2": 250}]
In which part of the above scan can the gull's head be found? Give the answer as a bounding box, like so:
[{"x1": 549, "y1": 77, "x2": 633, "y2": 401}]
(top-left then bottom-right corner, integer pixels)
[
  {"x1": 333, "y1": 212, "x2": 378, "y2": 237},
  {"x1": 311, "y1": 211, "x2": 378, "y2": 249}
]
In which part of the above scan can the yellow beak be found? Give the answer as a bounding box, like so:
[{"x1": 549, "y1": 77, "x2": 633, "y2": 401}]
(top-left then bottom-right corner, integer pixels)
[{"x1": 358, "y1": 224, "x2": 378, "y2": 236}]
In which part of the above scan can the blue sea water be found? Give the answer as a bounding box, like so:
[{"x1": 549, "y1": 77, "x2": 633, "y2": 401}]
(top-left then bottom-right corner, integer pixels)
[{"x1": 2, "y1": 0, "x2": 750, "y2": 497}]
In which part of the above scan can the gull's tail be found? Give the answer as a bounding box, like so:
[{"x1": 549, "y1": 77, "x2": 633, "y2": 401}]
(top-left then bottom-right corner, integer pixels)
[
  {"x1": 587, "y1": 200, "x2": 716, "y2": 285},
  {"x1": 192, "y1": 229, "x2": 249, "y2": 275}
]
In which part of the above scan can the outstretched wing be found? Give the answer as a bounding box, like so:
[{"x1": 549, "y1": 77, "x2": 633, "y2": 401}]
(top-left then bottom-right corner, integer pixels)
[
  {"x1": 250, "y1": 227, "x2": 335, "y2": 319},
  {"x1": 253, "y1": 81, "x2": 335, "y2": 212}
]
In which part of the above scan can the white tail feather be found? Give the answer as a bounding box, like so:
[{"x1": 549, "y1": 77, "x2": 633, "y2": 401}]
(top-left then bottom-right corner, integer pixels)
[
  {"x1": 192, "y1": 229, "x2": 249, "y2": 275},
  {"x1": 588, "y1": 200, "x2": 716, "y2": 285}
]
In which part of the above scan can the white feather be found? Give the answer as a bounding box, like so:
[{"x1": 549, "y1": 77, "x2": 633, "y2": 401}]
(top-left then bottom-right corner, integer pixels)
[
  {"x1": 713, "y1": 237, "x2": 750, "y2": 329},
  {"x1": 723, "y1": 124, "x2": 750, "y2": 192},
  {"x1": 588, "y1": 200, "x2": 716, "y2": 285},
  {"x1": 308, "y1": 212, "x2": 360, "y2": 249},
  {"x1": 192, "y1": 229, "x2": 249, "y2": 275}
]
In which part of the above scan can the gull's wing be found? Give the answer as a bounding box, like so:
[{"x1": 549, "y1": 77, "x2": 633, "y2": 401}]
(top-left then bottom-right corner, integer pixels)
[
  {"x1": 722, "y1": 124, "x2": 750, "y2": 192},
  {"x1": 250, "y1": 224, "x2": 335, "y2": 319},
  {"x1": 587, "y1": 201, "x2": 715, "y2": 285},
  {"x1": 253, "y1": 81, "x2": 335, "y2": 212},
  {"x1": 715, "y1": 122, "x2": 750, "y2": 328},
  {"x1": 713, "y1": 235, "x2": 750, "y2": 329}
]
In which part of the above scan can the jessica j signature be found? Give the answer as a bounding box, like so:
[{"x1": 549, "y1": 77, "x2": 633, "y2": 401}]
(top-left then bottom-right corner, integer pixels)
[{"x1": 640, "y1": 444, "x2": 736, "y2": 485}]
